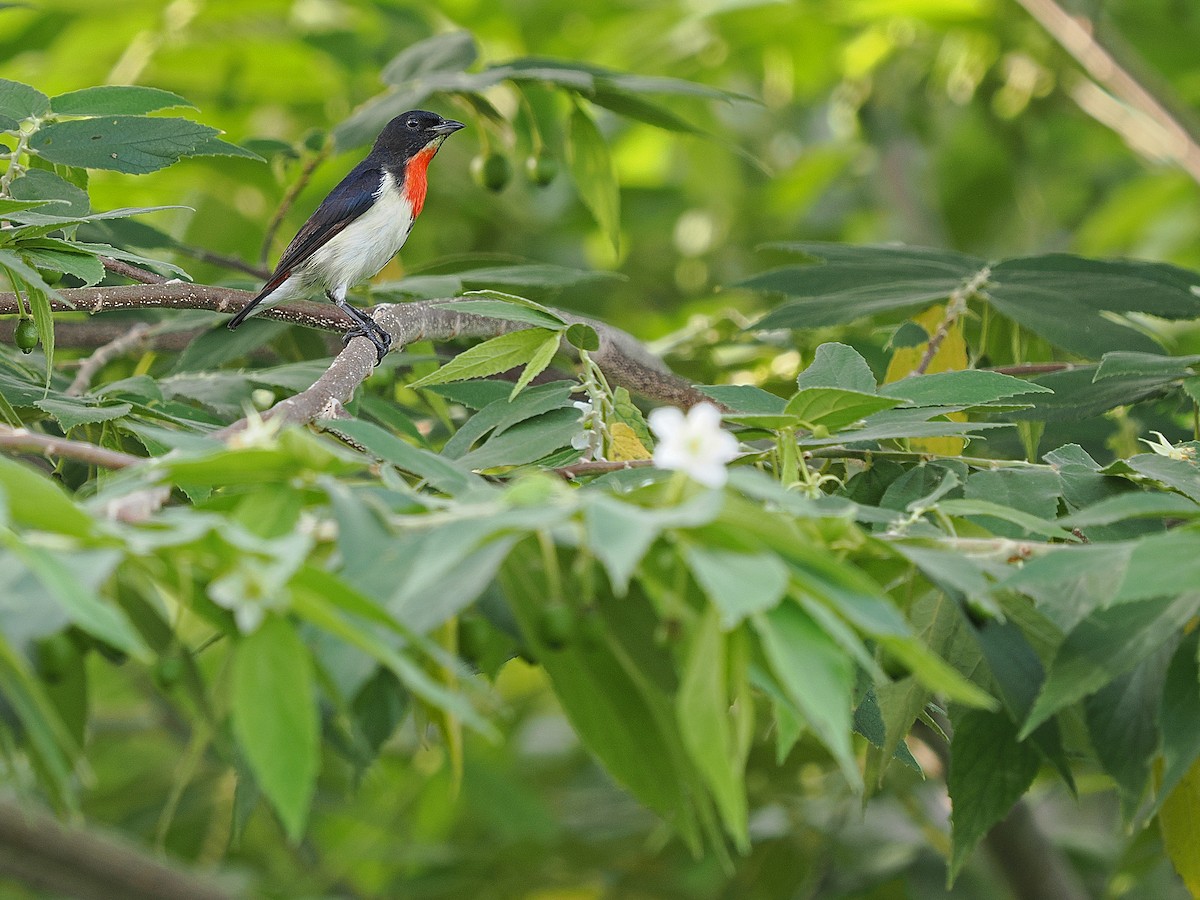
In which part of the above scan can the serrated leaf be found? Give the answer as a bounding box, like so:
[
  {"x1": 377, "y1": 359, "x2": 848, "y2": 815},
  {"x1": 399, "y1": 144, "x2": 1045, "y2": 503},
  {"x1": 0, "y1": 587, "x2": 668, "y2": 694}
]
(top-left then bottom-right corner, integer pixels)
[
  {"x1": 744, "y1": 244, "x2": 982, "y2": 330},
  {"x1": 796, "y1": 342, "x2": 877, "y2": 393},
  {"x1": 49, "y1": 85, "x2": 192, "y2": 116},
  {"x1": 947, "y1": 709, "x2": 1041, "y2": 883},
  {"x1": 436, "y1": 299, "x2": 566, "y2": 330},
  {"x1": 0, "y1": 78, "x2": 49, "y2": 121},
  {"x1": 35, "y1": 398, "x2": 132, "y2": 431},
  {"x1": 29, "y1": 116, "x2": 259, "y2": 174},
  {"x1": 409, "y1": 328, "x2": 558, "y2": 388},
  {"x1": 231, "y1": 617, "x2": 318, "y2": 841},
  {"x1": 753, "y1": 603, "x2": 860, "y2": 788},
  {"x1": 784, "y1": 387, "x2": 901, "y2": 430},
  {"x1": 509, "y1": 330, "x2": 560, "y2": 399},
  {"x1": 880, "y1": 369, "x2": 1053, "y2": 406},
  {"x1": 567, "y1": 104, "x2": 620, "y2": 252},
  {"x1": 696, "y1": 384, "x2": 787, "y2": 415},
  {"x1": 1021, "y1": 592, "x2": 1200, "y2": 738}
]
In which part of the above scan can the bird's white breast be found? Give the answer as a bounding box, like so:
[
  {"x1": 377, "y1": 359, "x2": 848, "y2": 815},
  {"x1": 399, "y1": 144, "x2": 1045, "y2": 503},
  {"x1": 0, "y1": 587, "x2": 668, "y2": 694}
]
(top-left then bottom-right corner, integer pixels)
[{"x1": 305, "y1": 170, "x2": 414, "y2": 290}]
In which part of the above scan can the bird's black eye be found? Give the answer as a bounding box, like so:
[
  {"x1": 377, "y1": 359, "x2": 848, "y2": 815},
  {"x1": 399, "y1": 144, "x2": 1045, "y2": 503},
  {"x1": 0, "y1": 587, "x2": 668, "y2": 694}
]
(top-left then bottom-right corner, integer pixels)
[{"x1": 406, "y1": 120, "x2": 419, "y2": 129}]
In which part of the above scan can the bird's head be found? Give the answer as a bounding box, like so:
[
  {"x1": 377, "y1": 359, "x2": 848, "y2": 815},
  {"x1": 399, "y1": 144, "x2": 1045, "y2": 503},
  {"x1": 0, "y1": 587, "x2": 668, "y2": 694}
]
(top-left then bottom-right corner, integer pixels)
[{"x1": 376, "y1": 110, "x2": 465, "y2": 159}]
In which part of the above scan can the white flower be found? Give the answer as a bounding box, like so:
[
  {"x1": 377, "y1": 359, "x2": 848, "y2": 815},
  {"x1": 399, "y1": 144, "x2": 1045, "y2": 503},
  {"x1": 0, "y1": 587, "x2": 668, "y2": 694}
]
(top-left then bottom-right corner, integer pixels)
[
  {"x1": 648, "y1": 402, "x2": 739, "y2": 488},
  {"x1": 571, "y1": 400, "x2": 603, "y2": 458},
  {"x1": 1140, "y1": 431, "x2": 1196, "y2": 461}
]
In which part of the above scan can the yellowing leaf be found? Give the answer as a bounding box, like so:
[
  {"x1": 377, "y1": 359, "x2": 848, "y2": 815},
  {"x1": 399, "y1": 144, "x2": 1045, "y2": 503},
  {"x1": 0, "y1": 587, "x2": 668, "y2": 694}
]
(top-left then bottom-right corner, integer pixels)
[
  {"x1": 609, "y1": 421, "x2": 651, "y2": 460},
  {"x1": 1161, "y1": 755, "x2": 1200, "y2": 895},
  {"x1": 885, "y1": 305, "x2": 968, "y2": 455}
]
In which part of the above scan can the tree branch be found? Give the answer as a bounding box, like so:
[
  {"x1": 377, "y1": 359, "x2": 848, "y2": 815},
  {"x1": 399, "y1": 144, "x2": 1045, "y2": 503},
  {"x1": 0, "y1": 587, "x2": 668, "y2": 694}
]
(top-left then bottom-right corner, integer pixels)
[
  {"x1": 0, "y1": 281, "x2": 704, "y2": 436},
  {"x1": 100, "y1": 257, "x2": 168, "y2": 285},
  {"x1": 0, "y1": 425, "x2": 142, "y2": 468},
  {"x1": 66, "y1": 322, "x2": 156, "y2": 396},
  {"x1": 0, "y1": 798, "x2": 232, "y2": 900},
  {"x1": 553, "y1": 458, "x2": 653, "y2": 479},
  {"x1": 1015, "y1": 0, "x2": 1200, "y2": 186}
]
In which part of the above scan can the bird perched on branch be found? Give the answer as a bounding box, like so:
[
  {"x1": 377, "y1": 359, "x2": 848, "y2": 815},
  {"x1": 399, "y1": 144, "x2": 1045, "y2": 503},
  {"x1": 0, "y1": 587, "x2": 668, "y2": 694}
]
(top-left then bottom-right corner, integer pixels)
[{"x1": 227, "y1": 110, "x2": 465, "y2": 362}]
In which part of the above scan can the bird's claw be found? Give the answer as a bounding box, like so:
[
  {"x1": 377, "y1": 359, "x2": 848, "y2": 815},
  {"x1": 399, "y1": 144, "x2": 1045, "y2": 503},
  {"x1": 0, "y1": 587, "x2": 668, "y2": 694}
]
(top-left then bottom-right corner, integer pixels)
[{"x1": 342, "y1": 325, "x2": 392, "y2": 365}]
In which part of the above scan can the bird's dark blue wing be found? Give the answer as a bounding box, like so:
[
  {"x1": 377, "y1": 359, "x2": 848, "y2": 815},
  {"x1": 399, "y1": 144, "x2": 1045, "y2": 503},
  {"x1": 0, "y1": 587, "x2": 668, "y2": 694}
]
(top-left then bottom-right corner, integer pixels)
[{"x1": 271, "y1": 161, "x2": 382, "y2": 278}]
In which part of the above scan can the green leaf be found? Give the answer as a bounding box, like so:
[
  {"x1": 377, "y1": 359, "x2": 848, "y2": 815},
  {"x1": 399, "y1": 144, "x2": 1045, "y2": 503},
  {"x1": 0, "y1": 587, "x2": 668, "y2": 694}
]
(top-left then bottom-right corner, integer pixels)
[
  {"x1": 744, "y1": 243, "x2": 983, "y2": 330},
  {"x1": 784, "y1": 387, "x2": 902, "y2": 431},
  {"x1": 435, "y1": 298, "x2": 566, "y2": 330},
  {"x1": 583, "y1": 494, "x2": 662, "y2": 594},
  {"x1": 935, "y1": 498, "x2": 1077, "y2": 541},
  {"x1": 565, "y1": 322, "x2": 600, "y2": 352},
  {"x1": 567, "y1": 103, "x2": 620, "y2": 252},
  {"x1": 1021, "y1": 592, "x2": 1200, "y2": 738},
  {"x1": 696, "y1": 384, "x2": 787, "y2": 415},
  {"x1": 795, "y1": 342, "x2": 877, "y2": 393},
  {"x1": 456, "y1": 407, "x2": 580, "y2": 469},
  {"x1": 509, "y1": 330, "x2": 561, "y2": 399},
  {"x1": 50, "y1": 85, "x2": 192, "y2": 116},
  {"x1": 1058, "y1": 491, "x2": 1200, "y2": 528},
  {"x1": 409, "y1": 328, "x2": 559, "y2": 388},
  {"x1": 1117, "y1": 531, "x2": 1200, "y2": 602},
  {"x1": 318, "y1": 418, "x2": 485, "y2": 495},
  {"x1": 1094, "y1": 351, "x2": 1200, "y2": 382},
  {"x1": 879, "y1": 369, "x2": 1052, "y2": 407},
  {"x1": 29, "y1": 116, "x2": 260, "y2": 174},
  {"x1": 947, "y1": 709, "x2": 1041, "y2": 883},
  {"x1": 753, "y1": 603, "x2": 859, "y2": 788},
  {"x1": 231, "y1": 616, "x2": 319, "y2": 841},
  {"x1": 684, "y1": 545, "x2": 789, "y2": 628},
  {"x1": 1114, "y1": 454, "x2": 1200, "y2": 504},
  {"x1": 0, "y1": 456, "x2": 93, "y2": 538},
  {"x1": 0, "y1": 78, "x2": 49, "y2": 121},
  {"x1": 1141, "y1": 634, "x2": 1200, "y2": 824},
  {"x1": 0, "y1": 636, "x2": 78, "y2": 811},
  {"x1": 1002, "y1": 544, "x2": 1131, "y2": 631},
  {"x1": 7, "y1": 169, "x2": 91, "y2": 216},
  {"x1": 0, "y1": 538, "x2": 147, "y2": 660},
  {"x1": 1084, "y1": 644, "x2": 1173, "y2": 817},
  {"x1": 973, "y1": 620, "x2": 1074, "y2": 789},
  {"x1": 381, "y1": 31, "x2": 478, "y2": 85},
  {"x1": 676, "y1": 607, "x2": 748, "y2": 847}
]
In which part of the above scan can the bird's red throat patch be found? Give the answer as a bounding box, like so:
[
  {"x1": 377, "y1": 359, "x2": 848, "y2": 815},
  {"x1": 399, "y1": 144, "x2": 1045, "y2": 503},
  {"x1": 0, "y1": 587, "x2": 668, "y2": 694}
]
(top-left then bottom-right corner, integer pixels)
[{"x1": 403, "y1": 145, "x2": 437, "y2": 218}]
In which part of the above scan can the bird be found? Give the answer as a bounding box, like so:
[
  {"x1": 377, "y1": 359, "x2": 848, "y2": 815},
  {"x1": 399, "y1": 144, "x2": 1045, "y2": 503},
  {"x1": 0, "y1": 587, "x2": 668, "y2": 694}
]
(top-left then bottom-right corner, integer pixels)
[{"x1": 228, "y1": 110, "x2": 465, "y2": 362}]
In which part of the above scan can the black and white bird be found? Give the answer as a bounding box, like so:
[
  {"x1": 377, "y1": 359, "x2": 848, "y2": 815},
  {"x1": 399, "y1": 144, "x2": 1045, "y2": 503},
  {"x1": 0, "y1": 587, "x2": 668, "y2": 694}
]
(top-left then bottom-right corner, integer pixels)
[{"x1": 227, "y1": 110, "x2": 465, "y2": 361}]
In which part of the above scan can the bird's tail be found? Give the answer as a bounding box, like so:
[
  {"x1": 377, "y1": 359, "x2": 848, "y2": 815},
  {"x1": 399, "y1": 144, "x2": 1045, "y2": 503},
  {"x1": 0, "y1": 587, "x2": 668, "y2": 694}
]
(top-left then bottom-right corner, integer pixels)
[{"x1": 227, "y1": 272, "x2": 291, "y2": 330}]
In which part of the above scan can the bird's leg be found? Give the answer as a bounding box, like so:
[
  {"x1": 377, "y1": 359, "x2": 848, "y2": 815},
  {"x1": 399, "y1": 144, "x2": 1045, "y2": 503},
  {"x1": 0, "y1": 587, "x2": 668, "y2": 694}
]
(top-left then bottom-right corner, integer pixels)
[{"x1": 327, "y1": 290, "x2": 392, "y2": 364}]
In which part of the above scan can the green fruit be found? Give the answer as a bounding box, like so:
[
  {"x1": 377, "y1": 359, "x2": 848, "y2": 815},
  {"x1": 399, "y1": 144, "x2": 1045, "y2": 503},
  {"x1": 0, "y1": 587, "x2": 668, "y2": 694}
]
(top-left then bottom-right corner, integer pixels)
[
  {"x1": 153, "y1": 655, "x2": 184, "y2": 689},
  {"x1": 536, "y1": 603, "x2": 574, "y2": 650},
  {"x1": 35, "y1": 268, "x2": 62, "y2": 287},
  {"x1": 471, "y1": 153, "x2": 512, "y2": 192},
  {"x1": 525, "y1": 153, "x2": 558, "y2": 186},
  {"x1": 13, "y1": 318, "x2": 39, "y2": 354}
]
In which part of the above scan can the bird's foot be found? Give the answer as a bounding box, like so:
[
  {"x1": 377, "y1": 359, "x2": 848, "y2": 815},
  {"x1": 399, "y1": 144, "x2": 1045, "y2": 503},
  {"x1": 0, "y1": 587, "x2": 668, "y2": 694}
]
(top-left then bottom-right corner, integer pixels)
[{"x1": 342, "y1": 323, "x2": 392, "y2": 365}]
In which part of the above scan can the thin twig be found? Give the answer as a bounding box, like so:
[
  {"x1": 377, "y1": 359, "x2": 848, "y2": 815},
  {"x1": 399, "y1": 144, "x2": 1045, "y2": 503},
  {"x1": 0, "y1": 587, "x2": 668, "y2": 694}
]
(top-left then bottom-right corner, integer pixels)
[
  {"x1": 913, "y1": 267, "x2": 991, "y2": 377},
  {"x1": 0, "y1": 425, "x2": 142, "y2": 468},
  {"x1": 66, "y1": 322, "x2": 155, "y2": 396},
  {"x1": 553, "y1": 458, "x2": 653, "y2": 479},
  {"x1": 260, "y1": 145, "x2": 331, "y2": 266},
  {"x1": 985, "y1": 362, "x2": 1075, "y2": 376},
  {"x1": 1015, "y1": 0, "x2": 1200, "y2": 186},
  {"x1": 175, "y1": 247, "x2": 271, "y2": 280},
  {"x1": 100, "y1": 257, "x2": 168, "y2": 285}
]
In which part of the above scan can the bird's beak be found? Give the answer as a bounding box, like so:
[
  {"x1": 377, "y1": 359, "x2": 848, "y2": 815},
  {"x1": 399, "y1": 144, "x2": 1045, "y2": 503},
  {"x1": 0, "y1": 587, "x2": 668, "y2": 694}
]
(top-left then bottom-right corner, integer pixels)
[{"x1": 431, "y1": 119, "x2": 466, "y2": 135}]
